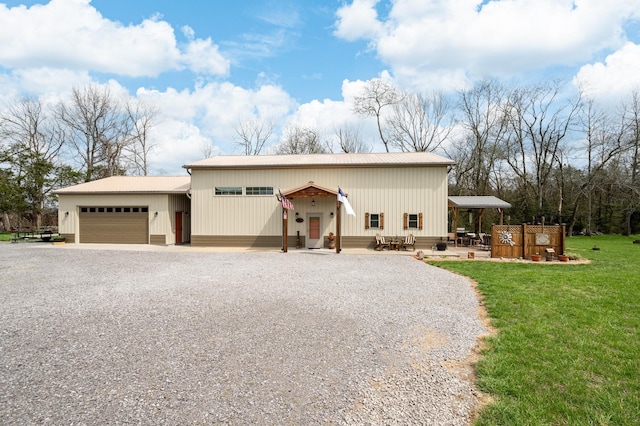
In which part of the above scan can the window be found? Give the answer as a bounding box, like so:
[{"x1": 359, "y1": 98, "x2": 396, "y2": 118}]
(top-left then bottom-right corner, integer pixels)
[
  {"x1": 365, "y1": 212, "x2": 384, "y2": 229},
  {"x1": 404, "y1": 212, "x2": 423, "y2": 230},
  {"x1": 246, "y1": 186, "x2": 274, "y2": 196},
  {"x1": 215, "y1": 187, "x2": 242, "y2": 195},
  {"x1": 80, "y1": 206, "x2": 147, "y2": 214}
]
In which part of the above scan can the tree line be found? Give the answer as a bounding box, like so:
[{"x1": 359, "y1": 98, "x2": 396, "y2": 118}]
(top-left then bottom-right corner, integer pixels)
[
  {"x1": 2, "y1": 79, "x2": 639, "y2": 235},
  {"x1": 0, "y1": 85, "x2": 156, "y2": 231}
]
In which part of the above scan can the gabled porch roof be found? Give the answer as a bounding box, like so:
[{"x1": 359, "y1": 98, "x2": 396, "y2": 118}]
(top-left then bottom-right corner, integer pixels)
[{"x1": 282, "y1": 182, "x2": 337, "y2": 198}]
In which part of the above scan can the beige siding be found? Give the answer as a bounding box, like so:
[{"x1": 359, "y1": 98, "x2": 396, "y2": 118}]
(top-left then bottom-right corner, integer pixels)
[
  {"x1": 167, "y1": 194, "x2": 191, "y2": 244},
  {"x1": 58, "y1": 194, "x2": 173, "y2": 244},
  {"x1": 190, "y1": 166, "x2": 448, "y2": 240}
]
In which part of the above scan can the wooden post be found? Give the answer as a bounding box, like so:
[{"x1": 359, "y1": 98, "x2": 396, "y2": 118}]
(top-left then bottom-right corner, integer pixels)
[
  {"x1": 282, "y1": 208, "x2": 288, "y2": 253},
  {"x1": 453, "y1": 207, "x2": 459, "y2": 247},
  {"x1": 336, "y1": 199, "x2": 341, "y2": 254}
]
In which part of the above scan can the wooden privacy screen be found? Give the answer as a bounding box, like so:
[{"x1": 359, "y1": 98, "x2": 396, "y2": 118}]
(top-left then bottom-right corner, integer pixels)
[{"x1": 491, "y1": 224, "x2": 565, "y2": 259}]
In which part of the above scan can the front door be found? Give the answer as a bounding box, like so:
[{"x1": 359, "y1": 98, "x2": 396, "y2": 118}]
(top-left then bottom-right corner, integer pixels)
[{"x1": 307, "y1": 215, "x2": 322, "y2": 249}]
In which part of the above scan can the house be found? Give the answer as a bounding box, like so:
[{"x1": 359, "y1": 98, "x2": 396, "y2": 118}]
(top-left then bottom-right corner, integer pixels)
[{"x1": 55, "y1": 152, "x2": 454, "y2": 250}]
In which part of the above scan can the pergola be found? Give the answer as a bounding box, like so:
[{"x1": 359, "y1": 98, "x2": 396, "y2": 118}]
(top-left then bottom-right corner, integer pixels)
[{"x1": 448, "y1": 196, "x2": 512, "y2": 244}]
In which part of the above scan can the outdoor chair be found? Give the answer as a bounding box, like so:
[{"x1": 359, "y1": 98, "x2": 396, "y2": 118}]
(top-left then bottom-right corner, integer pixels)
[
  {"x1": 375, "y1": 233, "x2": 390, "y2": 251},
  {"x1": 447, "y1": 233, "x2": 456, "y2": 244},
  {"x1": 401, "y1": 234, "x2": 416, "y2": 251}
]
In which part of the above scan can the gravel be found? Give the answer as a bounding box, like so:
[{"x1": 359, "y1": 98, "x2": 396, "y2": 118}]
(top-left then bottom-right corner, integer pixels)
[{"x1": 0, "y1": 244, "x2": 487, "y2": 425}]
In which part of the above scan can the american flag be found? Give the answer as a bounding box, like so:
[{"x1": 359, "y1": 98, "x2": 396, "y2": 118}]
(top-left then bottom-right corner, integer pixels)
[{"x1": 279, "y1": 190, "x2": 294, "y2": 210}]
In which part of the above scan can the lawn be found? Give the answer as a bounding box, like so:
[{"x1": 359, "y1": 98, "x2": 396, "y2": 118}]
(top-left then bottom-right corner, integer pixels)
[
  {"x1": 0, "y1": 232, "x2": 15, "y2": 242},
  {"x1": 428, "y1": 235, "x2": 640, "y2": 425}
]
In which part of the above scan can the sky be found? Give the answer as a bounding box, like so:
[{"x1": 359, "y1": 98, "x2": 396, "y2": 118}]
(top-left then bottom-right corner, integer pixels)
[{"x1": 1, "y1": 0, "x2": 640, "y2": 175}]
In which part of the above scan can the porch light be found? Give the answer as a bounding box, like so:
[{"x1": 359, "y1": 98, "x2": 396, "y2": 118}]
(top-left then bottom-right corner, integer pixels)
[
  {"x1": 311, "y1": 199, "x2": 315, "y2": 207},
  {"x1": 330, "y1": 211, "x2": 334, "y2": 218}
]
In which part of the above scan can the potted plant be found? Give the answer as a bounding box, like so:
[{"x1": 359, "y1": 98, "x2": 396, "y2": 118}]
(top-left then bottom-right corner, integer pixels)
[
  {"x1": 531, "y1": 252, "x2": 541, "y2": 261},
  {"x1": 328, "y1": 232, "x2": 335, "y2": 249},
  {"x1": 558, "y1": 254, "x2": 569, "y2": 262},
  {"x1": 436, "y1": 238, "x2": 447, "y2": 251}
]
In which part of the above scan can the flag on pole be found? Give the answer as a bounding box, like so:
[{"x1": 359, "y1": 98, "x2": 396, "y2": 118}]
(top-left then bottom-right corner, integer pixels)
[
  {"x1": 279, "y1": 190, "x2": 294, "y2": 210},
  {"x1": 338, "y1": 187, "x2": 355, "y2": 216}
]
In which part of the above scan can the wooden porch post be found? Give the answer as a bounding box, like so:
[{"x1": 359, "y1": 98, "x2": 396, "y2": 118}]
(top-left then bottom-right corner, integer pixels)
[
  {"x1": 282, "y1": 208, "x2": 288, "y2": 253},
  {"x1": 453, "y1": 207, "x2": 459, "y2": 247},
  {"x1": 336, "y1": 199, "x2": 341, "y2": 254}
]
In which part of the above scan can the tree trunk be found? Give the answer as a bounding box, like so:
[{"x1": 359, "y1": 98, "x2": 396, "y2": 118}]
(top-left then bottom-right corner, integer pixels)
[{"x1": 1, "y1": 212, "x2": 11, "y2": 232}]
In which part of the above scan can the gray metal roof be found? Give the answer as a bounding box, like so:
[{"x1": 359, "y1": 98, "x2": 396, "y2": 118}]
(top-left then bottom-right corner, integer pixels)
[
  {"x1": 184, "y1": 152, "x2": 454, "y2": 169},
  {"x1": 448, "y1": 196, "x2": 511, "y2": 209}
]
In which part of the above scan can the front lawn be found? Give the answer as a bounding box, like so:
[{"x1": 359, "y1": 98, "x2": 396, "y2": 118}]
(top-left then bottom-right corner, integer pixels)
[{"x1": 429, "y1": 235, "x2": 640, "y2": 425}]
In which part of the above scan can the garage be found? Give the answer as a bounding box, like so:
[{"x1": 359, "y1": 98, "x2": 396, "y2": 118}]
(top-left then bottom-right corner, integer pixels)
[{"x1": 79, "y1": 206, "x2": 149, "y2": 244}]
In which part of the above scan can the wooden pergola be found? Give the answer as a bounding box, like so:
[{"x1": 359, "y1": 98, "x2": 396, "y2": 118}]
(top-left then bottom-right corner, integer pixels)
[
  {"x1": 449, "y1": 196, "x2": 512, "y2": 246},
  {"x1": 280, "y1": 182, "x2": 344, "y2": 253}
]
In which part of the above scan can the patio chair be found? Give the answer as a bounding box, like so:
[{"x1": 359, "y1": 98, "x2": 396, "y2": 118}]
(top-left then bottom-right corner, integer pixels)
[
  {"x1": 375, "y1": 233, "x2": 390, "y2": 251},
  {"x1": 401, "y1": 234, "x2": 416, "y2": 251},
  {"x1": 447, "y1": 233, "x2": 456, "y2": 244}
]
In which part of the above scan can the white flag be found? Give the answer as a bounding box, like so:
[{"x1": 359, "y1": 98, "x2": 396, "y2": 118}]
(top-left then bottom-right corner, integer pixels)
[{"x1": 338, "y1": 187, "x2": 355, "y2": 216}]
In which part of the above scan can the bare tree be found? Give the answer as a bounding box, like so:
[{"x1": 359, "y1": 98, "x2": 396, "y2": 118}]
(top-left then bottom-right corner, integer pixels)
[
  {"x1": 124, "y1": 100, "x2": 157, "y2": 176},
  {"x1": 561, "y1": 94, "x2": 628, "y2": 234},
  {"x1": 386, "y1": 91, "x2": 453, "y2": 153},
  {"x1": 450, "y1": 80, "x2": 509, "y2": 195},
  {"x1": 502, "y1": 81, "x2": 581, "y2": 217},
  {"x1": 0, "y1": 97, "x2": 67, "y2": 228},
  {"x1": 275, "y1": 125, "x2": 327, "y2": 154},
  {"x1": 333, "y1": 124, "x2": 371, "y2": 153},
  {"x1": 56, "y1": 85, "x2": 131, "y2": 181},
  {"x1": 233, "y1": 118, "x2": 274, "y2": 155},
  {"x1": 353, "y1": 79, "x2": 402, "y2": 152},
  {"x1": 621, "y1": 89, "x2": 640, "y2": 235}
]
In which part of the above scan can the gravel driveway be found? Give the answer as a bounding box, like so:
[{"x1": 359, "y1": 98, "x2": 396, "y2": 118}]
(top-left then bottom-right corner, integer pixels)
[{"x1": 1, "y1": 244, "x2": 487, "y2": 425}]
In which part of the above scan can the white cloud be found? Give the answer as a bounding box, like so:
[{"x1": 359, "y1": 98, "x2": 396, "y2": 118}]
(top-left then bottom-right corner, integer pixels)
[
  {"x1": 334, "y1": 0, "x2": 383, "y2": 41},
  {"x1": 334, "y1": 0, "x2": 640, "y2": 92},
  {"x1": 136, "y1": 81, "x2": 296, "y2": 173},
  {"x1": 0, "y1": 0, "x2": 229, "y2": 77},
  {"x1": 147, "y1": 119, "x2": 214, "y2": 175},
  {"x1": 276, "y1": 79, "x2": 384, "y2": 152},
  {"x1": 181, "y1": 38, "x2": 229, "y2": 76},
  {"x1": 575, "y1": 42, "x2": 640, "y2": 100}
]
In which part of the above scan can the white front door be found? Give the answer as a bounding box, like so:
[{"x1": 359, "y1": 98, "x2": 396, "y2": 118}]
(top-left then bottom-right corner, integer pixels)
[{"x1": 307, "y1": 214, "x2": 323, "y2": 248}]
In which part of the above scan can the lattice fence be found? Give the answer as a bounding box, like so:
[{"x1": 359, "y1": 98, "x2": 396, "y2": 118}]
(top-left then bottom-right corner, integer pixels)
[{"x1": 491, "y1": 224, "x2": 565, "y2": 259}]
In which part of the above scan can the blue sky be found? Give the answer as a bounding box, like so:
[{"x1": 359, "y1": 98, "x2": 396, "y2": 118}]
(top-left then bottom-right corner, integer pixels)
[
  {"x1": 1, "y1": 0, "x2": 640, "y2": 175},
  {"x1": 86, "y1": 1, "x2": 379, "y2": 103}
]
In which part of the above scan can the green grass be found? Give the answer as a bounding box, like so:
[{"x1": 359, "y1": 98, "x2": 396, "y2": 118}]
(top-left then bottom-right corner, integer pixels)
[
  {"x1": 428, "y1": 235, "x2": 640, "y2": 425},
  {"x1": 0, "y1": 232, "x2": 15, "y2": 242}
]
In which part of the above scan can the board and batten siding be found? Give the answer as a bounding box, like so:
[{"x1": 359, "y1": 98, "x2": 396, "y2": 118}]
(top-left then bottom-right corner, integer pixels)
[
  {"x1": 190, "y1": 165, "x2": 448, "y2": 239},
  {"x1": 58, "y1": 193, "x2": 188, "y2": 244}
]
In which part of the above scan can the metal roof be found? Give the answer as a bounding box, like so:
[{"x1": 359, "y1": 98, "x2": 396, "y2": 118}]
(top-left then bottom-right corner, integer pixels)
[
  {"x1": 54, "y1": 176, "x2": 191, "y2": 195},
  {"x1": 448, "y1": 196, "x2": 512, "y2": 209},
  {"x1": 184, "y1": 152, "x2": 454, "y2": 169}
]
